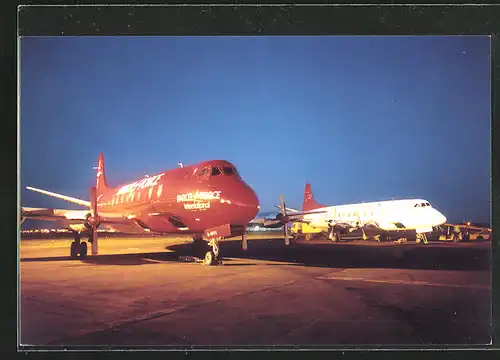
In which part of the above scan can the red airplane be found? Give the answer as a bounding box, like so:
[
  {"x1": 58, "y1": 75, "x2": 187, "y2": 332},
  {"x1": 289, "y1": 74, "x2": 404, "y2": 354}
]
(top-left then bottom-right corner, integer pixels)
[{"x1": 21, "y1": 153, "x2": 260, "y2": 265}]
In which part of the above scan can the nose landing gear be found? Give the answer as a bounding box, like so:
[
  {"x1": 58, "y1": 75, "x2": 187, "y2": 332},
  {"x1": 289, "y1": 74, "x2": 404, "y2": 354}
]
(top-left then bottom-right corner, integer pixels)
[{"x1": 203, "y1": 238, "x2": 223, "y2": 266}]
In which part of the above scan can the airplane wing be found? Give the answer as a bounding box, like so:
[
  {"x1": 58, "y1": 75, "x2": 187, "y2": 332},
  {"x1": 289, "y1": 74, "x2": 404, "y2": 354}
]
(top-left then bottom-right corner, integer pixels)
[
  {"x1": 21, "y1": 207, "x2": 88, "y2": 222},
  {"x1": 22, "y1": 207, "x2": 130, "y2": 225},
  {"x1": 21, "y1": 206, "x2": 195, "y2": 235}
]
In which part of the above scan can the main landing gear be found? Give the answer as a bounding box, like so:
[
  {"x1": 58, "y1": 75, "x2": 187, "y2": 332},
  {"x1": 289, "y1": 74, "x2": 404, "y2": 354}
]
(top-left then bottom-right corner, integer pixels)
[
  {"x1": 203, "y1": 238, "x2": 223, "y2": 266},
  {"x1": 328, "y1": 226, "x2": 341, "y2": 243},
  {"x1": 70, "y1": 232, "x2": 89, "y2": 259}
]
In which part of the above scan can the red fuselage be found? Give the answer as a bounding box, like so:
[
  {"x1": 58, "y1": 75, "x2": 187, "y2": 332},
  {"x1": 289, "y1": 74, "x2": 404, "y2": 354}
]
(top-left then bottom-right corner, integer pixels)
[{"x1": 96, "y1": 160, "x2": 259, "y2": 235}]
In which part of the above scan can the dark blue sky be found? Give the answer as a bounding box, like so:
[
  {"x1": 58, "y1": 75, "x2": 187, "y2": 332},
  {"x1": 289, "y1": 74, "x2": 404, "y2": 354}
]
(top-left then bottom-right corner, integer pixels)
[{"x1": 20, "y1": 36, "x2": 491, "y2": 223}]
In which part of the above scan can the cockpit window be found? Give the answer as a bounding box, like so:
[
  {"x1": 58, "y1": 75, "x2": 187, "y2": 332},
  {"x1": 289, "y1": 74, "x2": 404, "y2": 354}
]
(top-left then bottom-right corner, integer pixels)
[
  {"x1": 222, "y1": 166, "x2": 241, "y2": 178},
  {"x1": 415, "y1": 202, "x2": 431, "y2": 208},
  {"x1": 198, "y1": 167, "x2": 209, "y2": 178},
  {"x1": 211, "y1": 167, "x2": 222, "y2": 176},
  {"x1": 222, "y1": 167, "x2": 235, "y2": 175}
]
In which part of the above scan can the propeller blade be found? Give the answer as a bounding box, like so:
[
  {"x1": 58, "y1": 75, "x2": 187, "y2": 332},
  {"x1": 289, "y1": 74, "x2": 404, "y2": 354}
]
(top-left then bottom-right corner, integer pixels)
[
  {"x1": 91, "y1": 225, "x2": 98, "y2": 255},
  {"x1": 89, "y1": 186, "x2": 99, "y2": 255},
  {"x1": 242, "y1": 226, "x2": 248, "y2": 251},
  {"x1": 90, "y1": 186, "x2": 98, "y2": 215},
  {"x1": 279, "y1": 194, "x2": 287, "y2": 217},
  {"x1": 284, "y1": 223, "x2": 290, "y2": 246},
  {"x1": 361, "y1": 227, "x2": 368, "y2": 240}
]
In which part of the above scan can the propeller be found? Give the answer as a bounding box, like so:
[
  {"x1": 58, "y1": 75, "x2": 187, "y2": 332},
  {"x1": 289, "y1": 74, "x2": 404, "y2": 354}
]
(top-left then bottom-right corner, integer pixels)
[{"x1": 349, "y1": 216, "x2": 368, "y2": 240}]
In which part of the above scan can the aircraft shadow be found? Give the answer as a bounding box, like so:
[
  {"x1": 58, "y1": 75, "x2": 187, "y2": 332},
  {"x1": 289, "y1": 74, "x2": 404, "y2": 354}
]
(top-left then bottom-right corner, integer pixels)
[
  {"x1": 166, "y1": 238, "x2": 491, "y2": 271},
  {"x1": 21, "y1": 238, "x2": 490, "y2": 271},
  {"x1": 20, "y1": 252, "x2": 183, "y2": 266}
]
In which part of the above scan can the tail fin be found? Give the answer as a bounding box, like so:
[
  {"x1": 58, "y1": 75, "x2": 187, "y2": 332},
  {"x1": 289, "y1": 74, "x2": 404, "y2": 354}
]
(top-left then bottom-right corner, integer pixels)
[
  {"x1": 303, "y1": 183, "x2": 327, "y2": 211},
  {"x1": 96, "y1": 152, "x2": 108, "y2": 194}
]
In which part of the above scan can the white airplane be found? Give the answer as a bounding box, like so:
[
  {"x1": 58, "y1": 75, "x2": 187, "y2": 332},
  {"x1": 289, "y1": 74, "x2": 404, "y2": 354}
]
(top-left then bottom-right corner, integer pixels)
[{"x1": 262, "y1": 183, "x2": 447, "y2": 244}]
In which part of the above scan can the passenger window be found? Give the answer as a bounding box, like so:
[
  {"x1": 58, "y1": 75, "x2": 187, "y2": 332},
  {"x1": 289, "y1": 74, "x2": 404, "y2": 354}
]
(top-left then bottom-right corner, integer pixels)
[{"x1": 211, "y1": 167, "x2": 222, "y2": 176}]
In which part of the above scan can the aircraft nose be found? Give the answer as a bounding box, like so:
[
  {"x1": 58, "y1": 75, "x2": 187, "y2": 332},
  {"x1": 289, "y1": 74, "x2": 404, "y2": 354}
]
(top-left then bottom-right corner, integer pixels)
[
  {"x1": 435, "y1": 210, "x2": 447, "y2": 225},
  {"x1": 231, "y1": 185, "x2": 260, "y2": 223}
]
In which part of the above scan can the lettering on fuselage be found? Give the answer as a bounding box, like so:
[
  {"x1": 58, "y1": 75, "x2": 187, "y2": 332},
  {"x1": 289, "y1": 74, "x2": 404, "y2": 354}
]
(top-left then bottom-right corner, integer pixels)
[
  {"x1": 116, "y1": 174, "x2": 165, "y2": 195},
  {"x1": 176, "y1": 190, "x2": 222, "y2": 210}
]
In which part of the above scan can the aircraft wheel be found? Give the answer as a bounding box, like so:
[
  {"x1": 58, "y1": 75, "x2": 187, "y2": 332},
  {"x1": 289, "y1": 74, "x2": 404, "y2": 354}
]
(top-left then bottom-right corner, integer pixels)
[
  {"x1": 304, "y1": 233, "x2": 313, "y2": 241},
  {"x1": 203, "y1": 250, "x2": 217, "y2": 266},
  {"x1": 329, "y1": 231, "x2": 339, "y2": 242},
  {"x1": 70, "y1": 241, "x2": 78, "y2": 258},
  {"x1": 79, "y1": 242, "x2": 88, "y2": 258}
]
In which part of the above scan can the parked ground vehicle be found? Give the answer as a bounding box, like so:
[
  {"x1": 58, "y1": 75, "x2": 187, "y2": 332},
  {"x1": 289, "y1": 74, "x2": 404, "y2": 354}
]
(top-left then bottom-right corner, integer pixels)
[
  {"x1": 290, "y1": 222, "x2": 325, "y2": 241},
  {"x1": 434, "y1": 223, "x2": 491, "y2": 242}
]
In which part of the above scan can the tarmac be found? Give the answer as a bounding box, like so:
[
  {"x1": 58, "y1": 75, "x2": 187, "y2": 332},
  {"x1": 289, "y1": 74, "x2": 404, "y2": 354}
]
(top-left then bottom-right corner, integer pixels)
[{"x1": 19, "y1": 233, "x2": 492, "y2": 348}]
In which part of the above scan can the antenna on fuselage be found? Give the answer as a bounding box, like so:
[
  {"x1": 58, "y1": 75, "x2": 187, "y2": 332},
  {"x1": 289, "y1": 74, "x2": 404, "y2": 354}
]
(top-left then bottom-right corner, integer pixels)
[{"x1": 177, "y1": 162, "x2": 184, "y2": 168}]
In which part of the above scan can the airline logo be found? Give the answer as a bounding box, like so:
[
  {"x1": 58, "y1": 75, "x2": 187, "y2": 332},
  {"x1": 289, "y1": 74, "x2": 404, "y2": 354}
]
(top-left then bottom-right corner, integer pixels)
[
  {"x1": 177, "y1": 190, "x2": 222, "y2": 210},
  {"x1": 176, "y1": 190, "x2": 222, "y2": 202},
  {"x1": 116, "y1": 174, "x2": 165, "y2": 195}
]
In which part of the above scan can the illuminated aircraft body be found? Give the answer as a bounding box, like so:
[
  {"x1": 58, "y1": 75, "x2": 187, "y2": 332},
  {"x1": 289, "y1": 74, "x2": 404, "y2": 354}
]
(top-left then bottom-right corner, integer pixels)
[
  {"x1": 22, "y1": 153, "x2": 260, "y2": 265},
  {"x1": 262, "y1": 183, "x2": 447, "y2": 243}
]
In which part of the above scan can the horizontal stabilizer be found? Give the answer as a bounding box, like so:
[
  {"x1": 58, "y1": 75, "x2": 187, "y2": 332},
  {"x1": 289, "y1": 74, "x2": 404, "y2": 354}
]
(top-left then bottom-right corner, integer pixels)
[{"x1": 26, "y1": 186, "x2": 91, "y2": 207}]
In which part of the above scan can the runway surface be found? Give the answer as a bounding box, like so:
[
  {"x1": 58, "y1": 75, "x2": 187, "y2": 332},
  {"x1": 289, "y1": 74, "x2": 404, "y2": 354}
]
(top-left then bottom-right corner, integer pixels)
[{"x1": 19, "y1": 234, "x2": 492, "y2": 348}]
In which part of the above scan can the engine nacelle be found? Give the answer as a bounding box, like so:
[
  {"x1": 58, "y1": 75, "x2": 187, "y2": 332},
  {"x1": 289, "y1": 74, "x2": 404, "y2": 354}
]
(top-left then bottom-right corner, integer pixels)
[{"x1": 68, "y1": 224, "x2": 87, "y2": 233}]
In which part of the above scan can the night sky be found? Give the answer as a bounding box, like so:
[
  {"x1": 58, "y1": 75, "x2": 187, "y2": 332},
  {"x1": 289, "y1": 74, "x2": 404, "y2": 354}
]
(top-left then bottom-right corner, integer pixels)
[{"x1": 20, "y1": 36, "x2": 491, "y2": 224}]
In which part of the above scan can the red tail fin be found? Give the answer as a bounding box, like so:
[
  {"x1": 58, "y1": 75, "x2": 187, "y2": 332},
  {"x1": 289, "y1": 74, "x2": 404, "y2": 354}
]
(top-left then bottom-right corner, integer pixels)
[
  {"x1": 96, "y1": 152, "x2": 108, "y2": 195},
  {"x1": 303, "y1": 183, "x2": 327, "y2": 211}
]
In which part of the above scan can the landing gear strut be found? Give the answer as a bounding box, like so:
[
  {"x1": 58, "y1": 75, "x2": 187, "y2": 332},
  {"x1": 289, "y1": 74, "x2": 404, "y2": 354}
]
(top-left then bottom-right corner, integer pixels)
[
  {"x1": 416, "y1": 233, "x2": 429, "y2": 244},
  {"x1": 328, "y1": 226, "x2": 340, "y2": 242},
  {"x1": 70, "y1": 232, "x2": 88, "y2": 258},
  {"x1": 204, "y1": 238, "x2": 222, "y2": 266}
]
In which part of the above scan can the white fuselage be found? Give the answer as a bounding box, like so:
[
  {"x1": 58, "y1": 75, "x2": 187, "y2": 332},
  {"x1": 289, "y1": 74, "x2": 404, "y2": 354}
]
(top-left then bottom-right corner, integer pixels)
[{"x1": 303, "y1": 199, "x2": 447, "y2": 234}]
